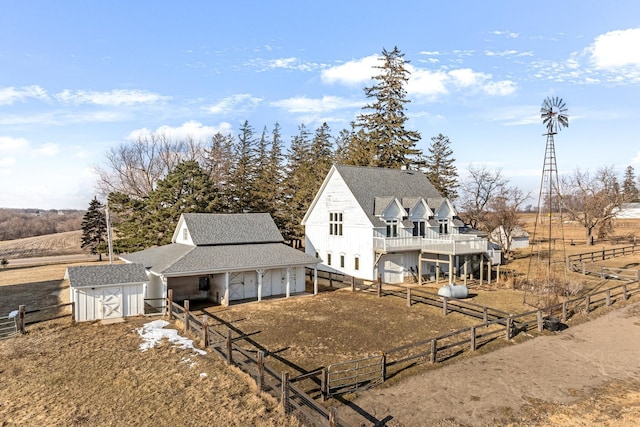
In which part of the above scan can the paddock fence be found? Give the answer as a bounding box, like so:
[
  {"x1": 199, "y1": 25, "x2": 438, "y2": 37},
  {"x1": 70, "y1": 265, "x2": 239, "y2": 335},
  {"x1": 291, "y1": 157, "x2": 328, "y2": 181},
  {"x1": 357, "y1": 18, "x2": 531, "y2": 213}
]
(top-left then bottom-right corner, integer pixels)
[
  {"x1": 165, "y1": 291, "x2": 341, "y2": 427},
  {"x1": 567, "y1": 244, "x2": 640, "y2": 281},
  {"x1": 0, "y1": 315, "x2": 17, "y2": 339}
]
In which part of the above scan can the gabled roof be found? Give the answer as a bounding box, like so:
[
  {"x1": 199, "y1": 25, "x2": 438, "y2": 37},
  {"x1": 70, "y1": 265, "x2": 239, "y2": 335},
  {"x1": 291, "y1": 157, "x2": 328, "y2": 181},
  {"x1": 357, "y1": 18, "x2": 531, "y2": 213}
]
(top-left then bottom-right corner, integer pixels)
[
  {"x1": 304, "y1": 165, "x2": 442, "y2": 225},
  {"x1": 174, "y1": 213, "x2": 284, "y2": 246},
  {"x1": 121, "y1": 243, "x2": 319, "y2": 276},
  {"x1": 66, "y1": 263, "x2": 148, "y2": 288}
]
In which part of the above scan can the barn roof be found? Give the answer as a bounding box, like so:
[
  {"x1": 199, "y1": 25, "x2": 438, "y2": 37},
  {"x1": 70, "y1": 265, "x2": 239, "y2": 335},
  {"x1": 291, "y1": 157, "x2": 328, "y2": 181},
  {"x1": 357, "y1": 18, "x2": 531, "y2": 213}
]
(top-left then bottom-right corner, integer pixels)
[
  {"x1": 177, "y1": 213, "x2": 284, "y2": 245},
  {"x1": 66, "y1": 263, "x2": 148, "y2": 288},
  {"x1": 121, "y1": 242, "x2": 319, "y2": 276}
]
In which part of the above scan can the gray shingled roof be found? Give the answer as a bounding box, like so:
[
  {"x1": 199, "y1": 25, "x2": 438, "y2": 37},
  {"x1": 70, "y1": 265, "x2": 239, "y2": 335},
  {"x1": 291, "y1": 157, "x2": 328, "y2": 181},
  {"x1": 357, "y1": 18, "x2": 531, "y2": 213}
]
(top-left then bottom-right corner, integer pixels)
[
  {"x1": 181, "y1": 213, "x2": 284, "y2": 245},
  {"x1": 67, "y1": 263, "x2": 148, "y2": 288},
  {"x1": 120, "y1": 243, "x2": 319, "y2": 276},
  {"x1": 335, "y1": 165, "x2": 442, "y2": 224}
]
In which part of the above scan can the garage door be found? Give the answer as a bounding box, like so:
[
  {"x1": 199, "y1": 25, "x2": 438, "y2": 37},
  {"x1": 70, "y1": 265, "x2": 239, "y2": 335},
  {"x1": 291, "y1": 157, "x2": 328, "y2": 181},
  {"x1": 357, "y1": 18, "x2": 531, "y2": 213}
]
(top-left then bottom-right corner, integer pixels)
[{"x1": 382, "y1": 255, "x2": 404, "y2": 284}]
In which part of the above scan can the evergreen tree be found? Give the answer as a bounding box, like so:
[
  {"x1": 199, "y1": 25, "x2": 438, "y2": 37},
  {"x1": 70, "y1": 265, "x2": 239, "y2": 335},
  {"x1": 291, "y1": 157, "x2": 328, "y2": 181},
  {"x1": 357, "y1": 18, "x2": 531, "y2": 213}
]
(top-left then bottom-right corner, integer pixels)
[
  {"x1": 423, "y1": 134, "x2": 459, "y2": 200},
  {"x1": 263, "y1": 123, "x2": 286, "y2": 230},
  {"x1": 282, "y1": 124, "x2": 313, "y2": 239},
  {"x1": 203, "y1": 132, "x2": 234, "y2": 211},
  {"x1": 228, "y1": 120, "x2": 258, "y2": 212},
  {"x1": 80, "y1": 197, "x2": 107, "y2": 260},
  {"x1": 310, "y1": 122, "x2": 334, "y2": 180},
  {"x1": 355, "y1": 46, "x2": 421, "y2": 168},
  {"x1": 622, "y1": 165, "x2": 639, "y2": 202}
]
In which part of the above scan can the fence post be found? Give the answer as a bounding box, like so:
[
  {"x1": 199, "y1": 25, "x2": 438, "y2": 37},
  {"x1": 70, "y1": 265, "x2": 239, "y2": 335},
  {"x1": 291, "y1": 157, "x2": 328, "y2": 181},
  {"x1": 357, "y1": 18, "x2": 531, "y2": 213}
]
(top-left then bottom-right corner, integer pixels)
[
  {"x1": 167, "y1": 289, "x2": 173, "y2": 320},
  {"x1": 537, "y1": 311, "x2": 543, "y2": 332},
  {"x1": 470, "y1": 327, "x2": 476, "y2": 352},
  {"x1": 582, "y1": 263, "x2": 586, "y2": 275},
  {"x1": 281, "y1": 372, "x2": 290, "y2": 415},
  {"x1": 226, "y1": 329, "x2": 233, "y2": 365},
  {"x1": 329, "y1": 272, "x2": 333, "y2": 288},
  {"x1": 430, "y1": 339, "x2": 437, "y2": 364},
  {"x1": 585, "y1": 295, "x2": 591, "y2": 313},
  {"x1": 562, "y1": 301, "x2": 568, "y2": 321},
  {"x1": 505, "y1": 316, "x2": 513, "y2": 340},
  {"x1": 351, "y1": 276, "x2": 355, "y2": 292},
  {"x1": 329, "y1": 407, "x2": 337, "y2": 427},
  {"x1": 321, "y1": 368, "x2": 328, "y2": 401},
  {"x1": 623, "y1": 284, "x2": 628, "y2": 301},
  {"x1": 381, "y1": 353, "x2": 387, "y2": 381},
  {"x1": 257, "y1": 351, "x2": 265, "y2": 392},
  {"x1": 483, "y1": 307, "x2": 488, "y2": 327},
  {"x1": 442, "y1": 297, "x2": 448, "y2": 316},
  {"x1": 636, "y1": 270, "x2": 640, "y2": 282},
  {"x1": 377, "y1": 274, "x2": 382, "y2": 297},
  {"x1": 71, "y1": 301, "x2": 76, "y2": 323},
  {"x1": 606, "y1": 290, "x2": 611, "y2": 306},
  {"x1": 18, "y1": 305, "x2": 25, "y2": 334},
  {"x1": 202, "y1": 315, "x2": 208, "y2": 347},
  {"x1": 184, "y1": 300, "x2": 190, "y2": 332},
  {"x1": 406, "y1": 287, "x2": 411, "y2": 307}
]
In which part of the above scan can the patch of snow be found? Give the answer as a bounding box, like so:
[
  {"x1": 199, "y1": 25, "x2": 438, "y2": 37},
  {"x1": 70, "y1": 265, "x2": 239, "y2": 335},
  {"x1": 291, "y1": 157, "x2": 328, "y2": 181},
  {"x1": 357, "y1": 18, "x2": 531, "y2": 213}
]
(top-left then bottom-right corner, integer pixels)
[
  {"x1": 136, "y1": 319, "x2": 207, "y2": 355},
  {"x1": 200, "y1": 373, "x2": 208, "y2": 378},
  {"x1": 8, "y1": 310, "x2": 18, "y2": 319}
]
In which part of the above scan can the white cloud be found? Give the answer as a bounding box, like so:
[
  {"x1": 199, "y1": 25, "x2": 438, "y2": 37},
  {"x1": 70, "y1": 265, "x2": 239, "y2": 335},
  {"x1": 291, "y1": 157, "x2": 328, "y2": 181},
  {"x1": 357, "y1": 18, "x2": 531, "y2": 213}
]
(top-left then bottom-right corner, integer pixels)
[
  {"x1": 56, "y1": 89, "x2": 171, "y2": 106},
  {"x1": 206, "y1": 94, "x2": 263, "y2": 115},
  {"x1": 31, "y1": 143, "x2": 59, "y2": 157},
  {"x1": 247, "y1": 57, "x2": 323, "y2": 72},
  {"x1": 483, "y1": 80, "x2": 517, "y2": 96},
  {"x1": 587, "y1": 28, "x2": 640, "y2": 69},
  {"x1": 492, "y1": 30, "x2": 519, "y2": 39},
  {"x1": 409, "y1": 67, "x2": 516, "y2": 98},
  {"x1": 0, "y1": 136, "x2": 29, "y2": 153},
  {"x1": 0, "y1": 85, "x2": 49, "y2": 105},
  {"x1": 408, "y1": 69, "x2": 449, "y2": 98},
  {"x1": 271, "y1": 95, "x2": 361, "y2": 113},
  {"x1": 448, "y1": 68, "x2": 491, "y2": 87},
  {"x1": 321, "y1": 54, "x2": 380, "y2": 85},
  {"x1": 127, "y1": 121, "x2": 232, "y2": 142},
  {"x1": 0, "y1": 157, "x2": 16, "y2": 175}
]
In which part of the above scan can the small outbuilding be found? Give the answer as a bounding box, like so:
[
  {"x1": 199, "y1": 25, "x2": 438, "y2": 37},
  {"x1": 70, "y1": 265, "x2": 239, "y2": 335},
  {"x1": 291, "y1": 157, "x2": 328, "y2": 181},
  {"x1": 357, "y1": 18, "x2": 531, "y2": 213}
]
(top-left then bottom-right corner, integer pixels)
[{"x1": 66, "y1": 263, "x2": 149, "y2": 322}]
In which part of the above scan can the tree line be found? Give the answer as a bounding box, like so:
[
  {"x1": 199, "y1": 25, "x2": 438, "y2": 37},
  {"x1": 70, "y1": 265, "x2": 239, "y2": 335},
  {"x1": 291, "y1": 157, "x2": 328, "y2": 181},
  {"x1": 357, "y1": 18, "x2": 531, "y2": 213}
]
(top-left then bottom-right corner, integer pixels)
[
  {"x1": 0, "y1": 209, "x2": 83, "y2": 241},
  {"x1": 84, "y1": 45, "x2": 640, "y2": 257}
]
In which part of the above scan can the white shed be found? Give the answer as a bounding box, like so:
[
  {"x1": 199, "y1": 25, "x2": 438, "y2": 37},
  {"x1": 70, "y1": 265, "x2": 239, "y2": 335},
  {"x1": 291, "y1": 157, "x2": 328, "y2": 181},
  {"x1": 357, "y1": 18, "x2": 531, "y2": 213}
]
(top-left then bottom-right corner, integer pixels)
[{"x1": 66, "y1": 263, "x2": 149, "y2": 322}]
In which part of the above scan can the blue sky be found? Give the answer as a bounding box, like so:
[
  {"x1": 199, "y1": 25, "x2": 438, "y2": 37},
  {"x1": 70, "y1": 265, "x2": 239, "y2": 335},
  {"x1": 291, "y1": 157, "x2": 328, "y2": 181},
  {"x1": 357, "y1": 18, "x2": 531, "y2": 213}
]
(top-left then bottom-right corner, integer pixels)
[{"x1": 1, "y1": 1, "x2": 639, "y2": 209}]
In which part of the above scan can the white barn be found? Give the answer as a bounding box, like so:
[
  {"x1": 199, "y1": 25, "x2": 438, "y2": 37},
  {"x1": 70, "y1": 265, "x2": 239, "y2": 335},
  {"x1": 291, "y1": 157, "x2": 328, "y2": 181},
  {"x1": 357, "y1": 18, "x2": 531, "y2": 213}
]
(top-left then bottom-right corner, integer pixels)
[
  {"x1": 67, "y1": 263, "x2": 149, "y2": 322},
  {"x1": 120, "y1": 213, "x2": 320, "y2": 306}
]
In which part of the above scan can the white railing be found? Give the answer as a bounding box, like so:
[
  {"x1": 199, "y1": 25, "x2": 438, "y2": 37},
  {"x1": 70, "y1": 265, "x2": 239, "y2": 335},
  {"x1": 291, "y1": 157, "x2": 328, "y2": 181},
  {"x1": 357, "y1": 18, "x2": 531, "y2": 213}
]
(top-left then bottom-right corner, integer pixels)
[{"x1": 373, "y1": 235, "x2": 488, "y2": 255}]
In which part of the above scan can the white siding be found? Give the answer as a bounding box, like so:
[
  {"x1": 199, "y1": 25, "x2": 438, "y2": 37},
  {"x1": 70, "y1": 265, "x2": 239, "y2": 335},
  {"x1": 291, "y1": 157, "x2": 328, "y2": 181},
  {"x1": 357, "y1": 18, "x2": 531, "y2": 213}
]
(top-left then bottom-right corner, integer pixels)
[
  {"x1": 72, "y1": 283, "x2": 145, "y2": 322},
  {"x1": 304, "y1": 170, "x2": 376, "y2": 280}
]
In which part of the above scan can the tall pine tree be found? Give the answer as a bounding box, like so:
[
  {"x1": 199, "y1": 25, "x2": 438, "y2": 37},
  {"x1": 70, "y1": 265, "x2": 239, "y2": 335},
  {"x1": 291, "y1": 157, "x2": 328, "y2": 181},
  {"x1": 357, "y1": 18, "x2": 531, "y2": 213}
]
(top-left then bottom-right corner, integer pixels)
[
  {"x1": 80, "y1": 197, "x2": 107, "y2": 260},
  {"x1": 282, "y1": 124, "x2": 313, "y2": 239},
  {"x1": 202, "y1": 132, "x2": 234, "y2": 211},
  {"x1": 423, "y1": 134, "x2": 459, "y2": 200},
  {"x1": 228, "y1": 120, "x2": 258, "y2": 212},
  {"x1": 355, "y1": 46, "x2": 421, "y2": 168},
  {"x1": 622, "y1": 165, "x2": 639, "y2": 202}
]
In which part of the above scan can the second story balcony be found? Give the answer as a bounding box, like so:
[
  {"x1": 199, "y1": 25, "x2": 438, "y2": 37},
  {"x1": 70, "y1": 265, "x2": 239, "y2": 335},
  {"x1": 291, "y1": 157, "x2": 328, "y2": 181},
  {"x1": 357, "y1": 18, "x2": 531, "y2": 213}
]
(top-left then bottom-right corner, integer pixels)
[{"x1": 373, "y1": 234, "x2": 488, "y2": 255}]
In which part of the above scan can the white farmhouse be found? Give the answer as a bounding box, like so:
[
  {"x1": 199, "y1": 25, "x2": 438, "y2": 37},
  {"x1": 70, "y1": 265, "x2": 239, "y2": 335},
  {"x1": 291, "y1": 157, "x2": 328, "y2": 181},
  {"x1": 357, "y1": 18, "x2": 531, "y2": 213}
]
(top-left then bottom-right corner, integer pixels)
[{"x1": 303, "y1": 165, "x2": 498, "y2": 284}]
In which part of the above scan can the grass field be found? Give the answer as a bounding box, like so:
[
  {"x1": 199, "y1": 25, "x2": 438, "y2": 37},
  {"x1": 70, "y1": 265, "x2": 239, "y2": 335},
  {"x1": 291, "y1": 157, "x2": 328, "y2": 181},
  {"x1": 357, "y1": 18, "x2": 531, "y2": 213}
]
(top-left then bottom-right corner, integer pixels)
[{"x1": 0, "y1": 230, "x2": 83, "y2": 259}]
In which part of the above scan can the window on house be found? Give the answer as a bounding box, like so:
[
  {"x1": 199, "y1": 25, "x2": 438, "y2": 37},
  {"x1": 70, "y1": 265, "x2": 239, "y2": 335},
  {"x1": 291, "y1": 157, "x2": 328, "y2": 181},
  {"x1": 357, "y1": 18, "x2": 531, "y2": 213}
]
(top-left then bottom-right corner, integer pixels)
[
  {"x1": 354, "y1": 256, "x2": 360, "y2": 271},
  {"x1": 439, "y1": 219, "x2": 449, "y2": 235},
  {"x1": 329, "y1": 212, "x2": 343, "y2": 236},
  {"x1": 340, "y1": 254, "x2": 345, "y2": 268},
  {"x1": 327, "y1": 253, "x2": 332, "y2": 265},
  {"x1": 386, "y1": 219, "x2": 398, "y2": 237},
  {"x1": 412, "y1": 221, "x2": 426, "y2": 237}
]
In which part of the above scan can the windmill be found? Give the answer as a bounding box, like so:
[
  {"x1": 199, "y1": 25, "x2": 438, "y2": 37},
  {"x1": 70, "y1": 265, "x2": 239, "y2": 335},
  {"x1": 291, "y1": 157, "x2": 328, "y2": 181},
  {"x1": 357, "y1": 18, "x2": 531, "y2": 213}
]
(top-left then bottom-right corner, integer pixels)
[{"x1": 524, "y1": 96, "x2": 569, "y2": 307}]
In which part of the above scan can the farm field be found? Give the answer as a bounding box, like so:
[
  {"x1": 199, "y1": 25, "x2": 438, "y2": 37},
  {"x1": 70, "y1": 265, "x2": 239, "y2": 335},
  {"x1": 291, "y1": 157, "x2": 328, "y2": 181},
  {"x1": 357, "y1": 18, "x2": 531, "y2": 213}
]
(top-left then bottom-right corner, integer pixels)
[{"x1": 0, "y1": 230, "x2": 84, "y2": 259}]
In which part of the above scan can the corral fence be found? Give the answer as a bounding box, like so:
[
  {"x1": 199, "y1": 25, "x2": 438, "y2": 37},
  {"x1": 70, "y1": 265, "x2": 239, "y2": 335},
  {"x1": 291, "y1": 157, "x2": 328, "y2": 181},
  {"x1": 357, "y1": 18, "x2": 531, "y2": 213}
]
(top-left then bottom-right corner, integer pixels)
[
  {"x1": 5, "y1": 302, "x2": 76, "y2": 336},
  {"x1": 165, "y1": 290, "x2": 342, "y2": 427},
  {"x1": 325, "y1": 353, "x2": 385, "y2": 398},
  {"x1": 0, "y1": 314, "x2": 17, "y2": 339},
  {"x1": 567, "y1": 244, "x2": 640, "y2": 281}
]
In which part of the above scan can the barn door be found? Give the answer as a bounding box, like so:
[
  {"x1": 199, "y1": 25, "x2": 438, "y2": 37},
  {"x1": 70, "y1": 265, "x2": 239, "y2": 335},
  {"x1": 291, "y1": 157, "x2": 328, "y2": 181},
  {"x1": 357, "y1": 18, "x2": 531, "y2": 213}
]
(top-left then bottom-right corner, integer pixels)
[
  {"x1": 102, "y1": 287, "x2": 123, "y2": 319},
  {"x1": 228, "y1": 272, "x2": 243, "y2": 301}
]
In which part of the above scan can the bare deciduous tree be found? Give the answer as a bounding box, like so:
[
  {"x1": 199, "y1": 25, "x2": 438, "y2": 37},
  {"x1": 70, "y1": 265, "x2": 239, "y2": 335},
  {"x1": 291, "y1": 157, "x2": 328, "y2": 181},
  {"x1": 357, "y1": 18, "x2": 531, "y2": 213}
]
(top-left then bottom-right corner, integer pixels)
[
  {"x1": 458, "y1": 165, "x2": 508, "y2": 230},
  {"x1": 94, "y1": 131, "x2": 205, "y2": 199},
  {"x1": 485, "y1": 186, "x2": 531, "y2": 259},
  {"x1": 561, "y1": 166, "x2": 625, "y2": 244}
]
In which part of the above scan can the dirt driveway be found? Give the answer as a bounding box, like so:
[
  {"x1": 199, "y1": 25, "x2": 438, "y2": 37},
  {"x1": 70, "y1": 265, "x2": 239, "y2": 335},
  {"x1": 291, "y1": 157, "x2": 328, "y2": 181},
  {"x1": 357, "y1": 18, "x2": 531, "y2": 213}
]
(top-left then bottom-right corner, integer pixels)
[{"x1": 341, "y1": 301, "x2": 640, "y2": 426}]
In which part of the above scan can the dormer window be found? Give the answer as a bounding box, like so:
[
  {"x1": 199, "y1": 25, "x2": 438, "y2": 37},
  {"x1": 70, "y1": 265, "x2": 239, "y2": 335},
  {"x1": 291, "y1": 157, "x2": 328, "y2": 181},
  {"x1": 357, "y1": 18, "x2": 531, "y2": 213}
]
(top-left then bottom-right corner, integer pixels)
[
  {"x1": 439, "y1": 219, "x2": 449, "y2": 235},
  {"x1": 413, "y1": 220, "x2": 426, "y2": 237},
  {"x1": 329, "y1": 212, "x2": 343, "y2": 236},
  {"x1": 386, "y1": 219, "x2": 398, "y2": 238}
]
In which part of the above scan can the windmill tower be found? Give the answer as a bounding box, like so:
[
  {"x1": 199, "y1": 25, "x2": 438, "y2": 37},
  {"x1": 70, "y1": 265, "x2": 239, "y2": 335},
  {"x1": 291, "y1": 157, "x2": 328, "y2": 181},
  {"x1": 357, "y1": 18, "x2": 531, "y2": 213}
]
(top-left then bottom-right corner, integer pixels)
[{"x1": 524, "y1": 96, "x2": 569, "y2": 307}]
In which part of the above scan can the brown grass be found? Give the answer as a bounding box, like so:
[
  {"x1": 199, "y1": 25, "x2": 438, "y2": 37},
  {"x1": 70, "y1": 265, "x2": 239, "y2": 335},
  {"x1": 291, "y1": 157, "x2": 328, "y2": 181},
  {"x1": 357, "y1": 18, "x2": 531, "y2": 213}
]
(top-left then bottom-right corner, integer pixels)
[{"x1": 0, "y1": 230, "x2": 83, "y2": 259}]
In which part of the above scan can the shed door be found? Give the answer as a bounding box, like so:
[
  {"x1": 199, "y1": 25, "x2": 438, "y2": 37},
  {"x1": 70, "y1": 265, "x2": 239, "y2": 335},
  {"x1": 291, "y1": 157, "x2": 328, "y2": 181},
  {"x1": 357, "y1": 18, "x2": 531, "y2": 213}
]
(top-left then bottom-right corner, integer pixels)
[
  {"x1": 102, "y1": 287, "x2": 123, "y2": 319},
  {"x1": 382, "y1": 255, "x2": 404, "y2": 284},
  {"x1": 229, "y1": 273, "x2": 243, "y2": 300}
]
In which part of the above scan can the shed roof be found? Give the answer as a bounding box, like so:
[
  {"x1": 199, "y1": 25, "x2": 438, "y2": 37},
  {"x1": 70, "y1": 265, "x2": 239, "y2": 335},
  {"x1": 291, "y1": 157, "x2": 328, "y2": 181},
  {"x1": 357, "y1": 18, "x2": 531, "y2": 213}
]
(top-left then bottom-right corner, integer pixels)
[
  {"x1": 179, "y1": 212, "x2": 284, "y2": 245},
  {"x1": 67, "y1": 263, "x2": 148, "y2": 288}
]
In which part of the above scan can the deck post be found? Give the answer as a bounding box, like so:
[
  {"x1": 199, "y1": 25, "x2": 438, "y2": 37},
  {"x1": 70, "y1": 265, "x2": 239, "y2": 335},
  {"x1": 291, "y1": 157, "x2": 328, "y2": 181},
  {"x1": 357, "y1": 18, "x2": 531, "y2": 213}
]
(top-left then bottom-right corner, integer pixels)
[
  {"x1": 418, "y1": 254, "x2": 422, "y2": 286},
  {"x1": 202, "y1": 315, "x2": 208, "y2": 347},
  {"x1": 436, "y1": 260, "x2": 440, "y2": 284},
  {"x1": 286, "y1": 267, "x2": 291, "y2": 298},
  {"x1": 480, "y1": 258, "x2": 484, "y2": 285},
  {"x1": 313, "y1": 267, "x2": 318, "y2": 295},
  {"x1": 407, "y1": 287, "x2": 411, "y2": 307},
  {"x1": 377, "y1": 274, "x2": 382, "y2": 297},
  {"x1": 257, "y1": 269, "x2": 263, "y2": 302},
  {"x1": 448, "y1": 254, "x2": 453, "y2": 284},
  {"x1": 223, "y1": 272, "x2": 229, "y2": 307},
  {"x1": 463, "y1": 258, "x2": 468, "y2": 286}
]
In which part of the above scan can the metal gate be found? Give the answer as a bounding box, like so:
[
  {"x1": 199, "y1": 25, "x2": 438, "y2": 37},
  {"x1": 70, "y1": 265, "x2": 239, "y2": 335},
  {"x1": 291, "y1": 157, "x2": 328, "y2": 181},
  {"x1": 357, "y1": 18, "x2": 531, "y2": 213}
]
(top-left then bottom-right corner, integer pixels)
[
  {"x1": 326, "y1": 353, "x2": 385, "y2": 397},
  {"x1": 0, "y1": 315, "x2": 17, "y2": 339}
]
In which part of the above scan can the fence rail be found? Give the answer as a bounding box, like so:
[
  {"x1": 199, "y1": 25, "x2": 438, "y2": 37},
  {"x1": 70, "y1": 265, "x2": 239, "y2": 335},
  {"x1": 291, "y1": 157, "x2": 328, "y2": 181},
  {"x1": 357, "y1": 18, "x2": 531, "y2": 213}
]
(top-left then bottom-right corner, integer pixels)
[{"x1": 0, "y1": 315, "x2": 17, "y2": 339}]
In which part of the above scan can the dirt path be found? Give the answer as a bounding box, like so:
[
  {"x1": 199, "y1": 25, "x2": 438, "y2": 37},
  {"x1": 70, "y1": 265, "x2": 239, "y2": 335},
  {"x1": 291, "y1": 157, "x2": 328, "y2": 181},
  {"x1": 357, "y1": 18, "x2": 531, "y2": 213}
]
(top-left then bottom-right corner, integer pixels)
[{"x1": 341, "y1": 301, "x2": 640, "y2": 426}]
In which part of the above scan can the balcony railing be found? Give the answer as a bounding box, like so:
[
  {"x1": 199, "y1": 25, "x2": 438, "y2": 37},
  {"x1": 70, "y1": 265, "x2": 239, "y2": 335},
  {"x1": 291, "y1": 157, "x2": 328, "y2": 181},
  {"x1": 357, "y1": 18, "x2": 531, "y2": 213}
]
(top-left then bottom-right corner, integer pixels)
[{"x1": 373, "y1": 235, "x2": 488, "y2": 255}]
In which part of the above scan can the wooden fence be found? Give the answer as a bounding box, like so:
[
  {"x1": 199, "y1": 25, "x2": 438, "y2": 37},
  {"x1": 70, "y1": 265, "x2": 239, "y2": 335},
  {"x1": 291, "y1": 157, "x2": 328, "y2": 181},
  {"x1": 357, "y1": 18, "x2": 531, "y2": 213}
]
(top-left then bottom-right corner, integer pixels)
[
  {"x1": 0, "y1": 315, "x2": 17, "y2": 339},
  {"x1": 166, "y1": 291, "x2": 341, "y2": 427},
  {"x1": 6, "y1": 302, "x2": 76, "y2": 335},
  {"x1": 567, "y1": 244, "x2": 640, "y2": 281}
]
